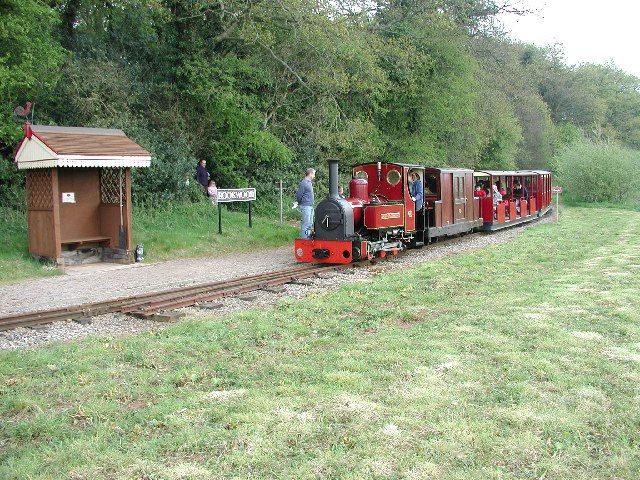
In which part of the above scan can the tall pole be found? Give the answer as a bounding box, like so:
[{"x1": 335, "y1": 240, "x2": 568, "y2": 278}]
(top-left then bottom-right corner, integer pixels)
[
  {"x1": 279, "y1": 179, "x2": 283, "y2": 224},
  {"x1": 556, "y1": 192, "x2": 559, "y2": 223}
]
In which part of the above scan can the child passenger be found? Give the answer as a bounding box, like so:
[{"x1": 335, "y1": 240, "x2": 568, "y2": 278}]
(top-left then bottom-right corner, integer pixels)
[
  {"x1": 207, "y1": 179, "x2": 218, "y2": 204},
  {"x1": 492, "y1": 184, "x2": 502, "y2": 204},
  {"x1": 474, "y1": 184, "x2": 486, "y2": 197}
]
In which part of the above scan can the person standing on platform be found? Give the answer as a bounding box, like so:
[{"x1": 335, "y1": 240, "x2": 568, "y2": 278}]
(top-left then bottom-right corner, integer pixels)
[
  {"x1": 296, "y1": 168, "x2": 316, "y2": 239},
  {"x1": 195, "y1": 159, "x2": 209, "y2": 195}
]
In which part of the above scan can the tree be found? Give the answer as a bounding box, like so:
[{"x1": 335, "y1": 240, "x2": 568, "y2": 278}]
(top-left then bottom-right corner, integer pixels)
[
  {"x1": 0, "y1": 0, "x2": 66, "y2": 152},
  {"x1": 471, "y1": 37, "x2": 558, "y2": 169},
  {"x1": 535, "y1": 49, "x2": 640, "y2": 150},
  {"x1": 372, "y1": 1, "x2": 487, "y2": 166},
  {"x1": 474, "y1": 70, "x2": 522, "y2": 170},
  {"x1": 573, "y1": 64, "x2": 640, "y2": 149}
]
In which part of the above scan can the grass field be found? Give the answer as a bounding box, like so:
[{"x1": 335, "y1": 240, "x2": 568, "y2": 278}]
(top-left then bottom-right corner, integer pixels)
[
  {"x1": 0, "y1": 200, "x2": 299, "y2": 285},
  {"x1": 1, "y1": 206, "x2": 639, "y2": 479},
  {"x1": 0, "y1": 208, "x2": 61, "y2": 285}
]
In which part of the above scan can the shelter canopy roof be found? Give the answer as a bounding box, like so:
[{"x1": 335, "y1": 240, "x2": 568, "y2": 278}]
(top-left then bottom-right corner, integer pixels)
[{"x1": 14, "y1": 124, "x2": 151, "y2": 170}]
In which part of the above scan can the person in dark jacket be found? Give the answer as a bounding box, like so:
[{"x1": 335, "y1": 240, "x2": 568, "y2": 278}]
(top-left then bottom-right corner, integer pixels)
[
  {"x1": 195, "y1": 159, "x2": 210, "y2": 195},
  {"x1": 514, "y1": 180, "x2": 529, "y2": 201},
  {"x1": 295, "y1": 168, "x2": 316, "y2": 239}
]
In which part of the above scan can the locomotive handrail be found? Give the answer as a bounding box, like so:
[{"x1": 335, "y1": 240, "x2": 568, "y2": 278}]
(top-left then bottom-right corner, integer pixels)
[{"x1": 368, "y1": 193, "x2": 389, "y2": 202}]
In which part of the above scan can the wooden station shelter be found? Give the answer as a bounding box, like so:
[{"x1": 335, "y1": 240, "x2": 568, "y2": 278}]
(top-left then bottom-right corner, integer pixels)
[{"x1": 14, "y1": 124, "x2": 151, "y2": 266}]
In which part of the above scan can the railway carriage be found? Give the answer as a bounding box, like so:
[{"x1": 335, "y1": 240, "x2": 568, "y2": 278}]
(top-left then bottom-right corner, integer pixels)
[
  {"x1": 294, "y1": 160, "x2": 552, "y2": 264},
  {"x1": 474, "y1": 170, "x2": 552, "y2": 231},
  {"x1": 421, "y1": 166, "x2": 483, "y2": 241}
]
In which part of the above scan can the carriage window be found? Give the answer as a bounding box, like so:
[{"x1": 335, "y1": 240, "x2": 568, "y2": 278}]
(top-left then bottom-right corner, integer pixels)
[
  {"x1": 386, "y1": 169, "x2": 401, "y2": 186},
  {"x1": 354, "y1": 170, "x2": 368, "y2": 180},
  {"x1": 454, "y1": 177, "x2": 465, "y2": 200},
  {"x1": 524, "y1": 176, "x2": 533, "y2": 193},
  {"x1": 425, "y1": 174, "x2": 437, "y2": 194}
]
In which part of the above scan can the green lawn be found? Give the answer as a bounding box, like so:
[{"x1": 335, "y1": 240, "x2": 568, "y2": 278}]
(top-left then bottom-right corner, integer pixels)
[
  {"x1": 131, "y1": 201, "x2": 298, "y2": 262},
  {"x1": 1, "y1": 206, "x2": 639, "y2": 479},
  {"x1": 0, "y1": 208, "x2": 61, "y2": 285}
]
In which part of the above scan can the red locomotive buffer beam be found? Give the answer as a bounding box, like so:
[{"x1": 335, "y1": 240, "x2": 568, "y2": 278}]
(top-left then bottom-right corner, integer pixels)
[{"x1": 294, "y1": 239, "x2": 366, "y2": 264}]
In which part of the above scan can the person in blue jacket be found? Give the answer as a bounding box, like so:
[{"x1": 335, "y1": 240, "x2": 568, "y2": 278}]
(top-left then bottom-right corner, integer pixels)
[
  {"x1": 295, "y1": 168, "x2": 316, "y2": 239},
  {"x1": 409, "y1": 171, "x2": 423, "y2": 211}
]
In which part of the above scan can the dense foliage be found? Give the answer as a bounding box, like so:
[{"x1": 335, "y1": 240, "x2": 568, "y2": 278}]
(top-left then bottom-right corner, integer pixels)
[
  {"x1": 1, "y1": 0, "x2": 639, "y2": 209},
  {"x1": 556, "y1": 139, "x2": 640, "y2": 204}
]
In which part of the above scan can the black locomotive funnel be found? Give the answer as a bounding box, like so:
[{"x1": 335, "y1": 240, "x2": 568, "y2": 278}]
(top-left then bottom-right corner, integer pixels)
[{"x1": 328, "y1": 159, "x2": 339, "y2": 199}]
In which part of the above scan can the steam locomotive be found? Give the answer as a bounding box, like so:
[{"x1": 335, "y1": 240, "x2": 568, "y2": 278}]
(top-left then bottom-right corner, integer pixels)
[{"x1": 294, "y1": 160, "x2": 552, "y2": 264}]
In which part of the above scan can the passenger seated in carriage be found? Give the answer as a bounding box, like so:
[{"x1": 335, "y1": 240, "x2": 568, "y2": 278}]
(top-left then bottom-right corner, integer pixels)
[
  {"x1": 513, "y1": 181, "x2": 522, "y2": 197},
  {"x1": 474, "y1": 184, "x2": 486, "y2": 197},
  {"x1": 492, "y1": 184, "x2": 502, "y2": 204},
  {"x1": 492, "y1": 184, "x2": 502, "y2": 219},
  {"x1": 512, "y1": 181, "x2": 528, "y2": 213}
]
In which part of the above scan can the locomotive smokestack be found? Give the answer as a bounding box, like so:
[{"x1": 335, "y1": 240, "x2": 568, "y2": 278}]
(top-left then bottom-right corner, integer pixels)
[{"x1": 328, "y1": 159, "x2": 339, "y2": 199}]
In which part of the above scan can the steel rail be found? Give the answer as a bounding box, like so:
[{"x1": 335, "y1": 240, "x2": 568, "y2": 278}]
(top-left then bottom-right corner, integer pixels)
[
  {"x1": 119, "y1": 264, "x2": 324, "y2": 314},
  {"x1": 124, "y1": 262, "x2": 353, "y2": 317}
]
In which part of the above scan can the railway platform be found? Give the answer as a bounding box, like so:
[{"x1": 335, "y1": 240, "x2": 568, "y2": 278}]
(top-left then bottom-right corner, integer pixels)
[{"x1": 0, "y1": 246, "x2": 297, "y2": 317}]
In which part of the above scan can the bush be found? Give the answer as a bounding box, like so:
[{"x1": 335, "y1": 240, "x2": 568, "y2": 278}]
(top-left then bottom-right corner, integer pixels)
[
  {"x1": 130, "y1": 127, "x2": 202, "y2": 208},
  {"x1": 556, "y1": 139, "x2": 640, "y2": 204},
  {"x1": 0, "y1": 157, "x2": 25, "y2": 211}
]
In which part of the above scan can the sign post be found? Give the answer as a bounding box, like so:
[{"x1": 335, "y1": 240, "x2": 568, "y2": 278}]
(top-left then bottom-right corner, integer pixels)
[
  {"x1": 215, "y1": 187, "x2": 257, "y2": 234},
  {"x1": 551, "y1": 186, "x2": 562, "y2": 223},
  {"x1": 279, "y1": 180, "x2": 283, "y2": 224}
]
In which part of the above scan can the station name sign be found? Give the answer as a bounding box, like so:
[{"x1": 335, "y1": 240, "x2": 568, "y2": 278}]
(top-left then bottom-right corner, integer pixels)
[{"x1": 216, "y1": 188, "x2": 256, "y2": 203}]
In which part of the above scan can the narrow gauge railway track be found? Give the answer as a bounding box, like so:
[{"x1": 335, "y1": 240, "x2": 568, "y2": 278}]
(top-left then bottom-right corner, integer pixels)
[
  {"x1": 0, "y1": 224, "x2": 527, "y2": 333},
  {"x1": 0, "y1": 263, "x2": 353, "y2": 331}
]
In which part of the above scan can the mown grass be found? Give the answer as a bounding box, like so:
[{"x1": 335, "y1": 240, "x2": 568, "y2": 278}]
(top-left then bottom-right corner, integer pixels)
[
  {"x1": 0, "y1": 200, "x2": 299, "y2": 285},
  {"x1": 1, "y1": 206, "x2": 638, "y2": 479}
]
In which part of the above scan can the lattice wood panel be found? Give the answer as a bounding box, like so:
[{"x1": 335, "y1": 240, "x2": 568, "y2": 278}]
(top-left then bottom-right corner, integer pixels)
[
  {"x1": 100, "y1": 168, "x2": 124, "y2": 204},
  {"x1": 27, "y1": 170, "x2": 53, "y2": 210}
]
